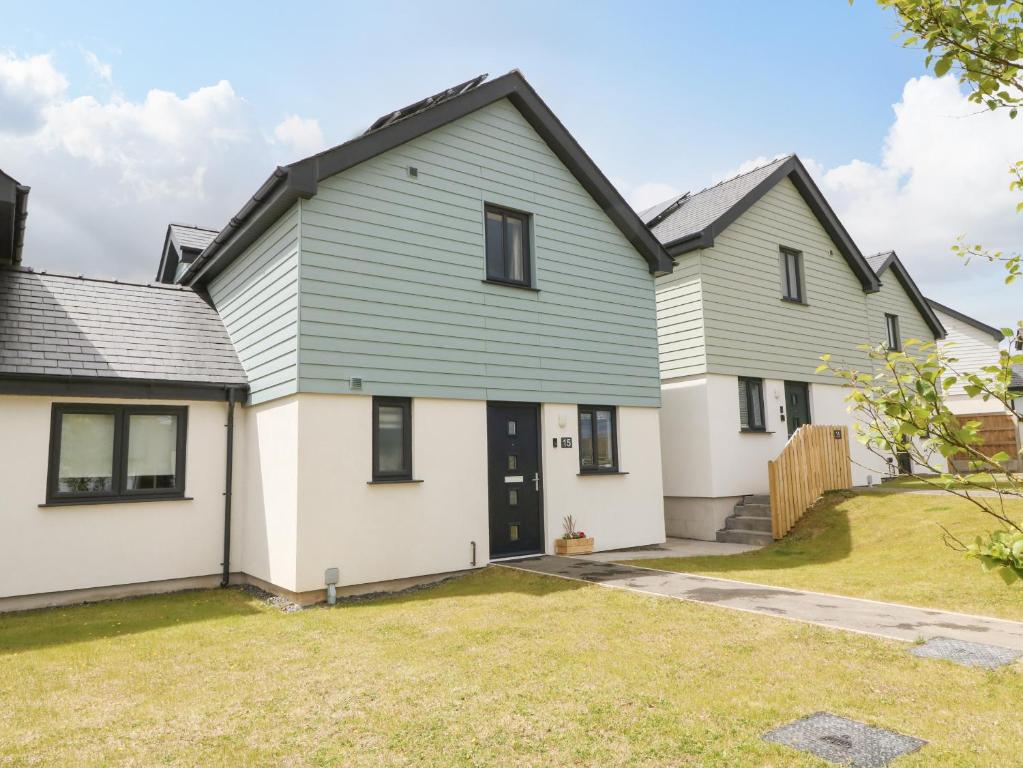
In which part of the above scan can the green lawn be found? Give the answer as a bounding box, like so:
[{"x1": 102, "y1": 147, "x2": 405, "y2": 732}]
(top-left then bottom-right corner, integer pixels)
[
  {"x1": 625, "y1": 491, "x2": 1023, "y2": 621},
  {"x1": 1, "y1": 569, "x2": 1022, "y2": 766},
  {"x1": 880, "y1": 473, "x2": 1023, "y2": 492}
]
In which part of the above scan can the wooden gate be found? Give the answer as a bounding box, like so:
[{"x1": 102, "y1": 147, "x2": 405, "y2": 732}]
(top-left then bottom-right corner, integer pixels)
[{"x1": 767, "y1": 424, "x2": 853, "y2": 539}]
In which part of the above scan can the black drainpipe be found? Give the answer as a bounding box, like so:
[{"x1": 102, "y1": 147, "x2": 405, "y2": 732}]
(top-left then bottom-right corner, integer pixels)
[{"x1": 221, "y1": 387, "x2": 237, "y2": 587}]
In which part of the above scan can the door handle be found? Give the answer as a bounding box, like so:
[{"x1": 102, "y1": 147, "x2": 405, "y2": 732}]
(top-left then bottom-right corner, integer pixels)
[{"x1": 533, "y1": 472, "x2": 540, "y2": 491}]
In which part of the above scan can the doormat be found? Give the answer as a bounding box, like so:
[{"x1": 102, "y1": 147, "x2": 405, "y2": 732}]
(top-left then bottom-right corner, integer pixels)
[{"x1": 763, "y1": 712, "x2": 926, "y2": 767}]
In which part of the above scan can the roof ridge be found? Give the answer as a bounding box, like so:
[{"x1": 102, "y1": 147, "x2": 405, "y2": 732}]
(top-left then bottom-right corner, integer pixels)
[
  {"x1": 0, "y1": 264, "x2": 194, "y2": 292},
  {"x1": 169, "y1": 222, "x2": 220, "y2": 233},
  {"x1": 688, "y1": 154, "x2": 792, "y2": 199}
]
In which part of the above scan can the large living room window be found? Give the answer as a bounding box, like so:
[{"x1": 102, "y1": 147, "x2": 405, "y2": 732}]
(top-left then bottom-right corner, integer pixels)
[
  {"x1": 738, "y1": 377, "x2": 766, "y2": 432},
  {"x1": 47, "y1": 404, "x2": 187, "y2": 504}
]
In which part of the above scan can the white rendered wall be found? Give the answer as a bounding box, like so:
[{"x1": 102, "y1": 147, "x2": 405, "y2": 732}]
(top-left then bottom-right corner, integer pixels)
[
  {"x1": 292, "y1": 395, "x2": 489, "y2": 593},
  {"x1": 0, "y1": 395, "x2": 237, "y2": 599},
  {"x1": 235, "y1": 395, "x2": 301, "y2": 592},
  {"x1": 540, "y1": 404, "x2": 665, "y2": 552},
  {"x1": 661, "y1": 374, "x2": 888, "y2": 506}
]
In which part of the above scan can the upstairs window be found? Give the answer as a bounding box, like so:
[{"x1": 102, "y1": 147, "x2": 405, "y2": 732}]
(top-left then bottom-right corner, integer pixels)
[
  {"x1": 372, "y1": 397, "x2": 412, "y2": 481},
  {"x1": 578, "y1": 406, "x2": 619, "y2": 473},
  {"x1": 885, "y1": 313, "x2": 901, "y2": 351},
  {"x1": 47, "y1": 404, "x2": 187, "y2": 504},
  {"x1": 738, "y1": 377, "x2": 766, "y2": 432},
  {"x1": 780, "y1": 247, "x2": 804, "y2": 303},
  {"x1": 485, "y1": 205, "x2": 531, "y2": 286}
]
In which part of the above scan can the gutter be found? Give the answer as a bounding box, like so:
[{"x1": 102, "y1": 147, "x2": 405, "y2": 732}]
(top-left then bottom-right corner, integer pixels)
[
  {"x1": 221, "y1": 387, "x2": 238, "y2": 587},
  {"x1": 12, "y1": 183, "x2": 29, "y2": 266},
  {"x1": 182, "y1": 167, "x2": 291, "y2": 285}
]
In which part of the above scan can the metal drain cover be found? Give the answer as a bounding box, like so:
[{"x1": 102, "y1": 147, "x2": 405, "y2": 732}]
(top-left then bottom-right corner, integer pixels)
[
  {"x1": 909, "y1": 636, "x2": 1023, "y2": 669},
  {"x1": 764, "y1": 712, "x2": 926, "y2": 766}
]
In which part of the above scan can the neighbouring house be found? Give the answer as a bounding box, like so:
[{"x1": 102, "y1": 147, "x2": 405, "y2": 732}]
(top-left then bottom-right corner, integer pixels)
[
  {"x1": 923, "y1": 294, "x2": 1019, "y2": 472},
  {"x1": 645, "y1": 156, "x2": 946, "y2": 542},
  {"x1": 0, "y1": 71, "x2": 673, "y2": 611},
  {"x1": 924, "y1": 295, "x2": 1006, "y2": 414}
]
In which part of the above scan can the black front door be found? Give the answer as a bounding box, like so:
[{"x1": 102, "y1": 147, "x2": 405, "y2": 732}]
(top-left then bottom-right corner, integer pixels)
[
  {"x1": 487, "y1": 403, "x2": 542, "y2": 557},
  {"x1": 784, "y1": 381, "x2": 811, "y2": 437}
]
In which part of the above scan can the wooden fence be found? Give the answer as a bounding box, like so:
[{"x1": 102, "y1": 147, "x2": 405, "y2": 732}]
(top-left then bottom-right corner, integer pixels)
[
  {"x1": 767, "y1": 424, "x2": 853, "y2": 539},
  {"x1": 948, "y1": 412, "x2": 1021, "y2": 473}
]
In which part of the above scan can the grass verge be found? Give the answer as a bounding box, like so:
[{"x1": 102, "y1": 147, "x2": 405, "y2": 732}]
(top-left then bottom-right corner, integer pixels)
[{"x1": 1, "y1": 567, "x2": 1021, "y2": 766}]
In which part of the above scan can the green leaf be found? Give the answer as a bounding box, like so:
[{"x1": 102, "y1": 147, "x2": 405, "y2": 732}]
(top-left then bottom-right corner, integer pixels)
[{"x1": 934, "y1": 57, "x2": 952, "y2": 77}]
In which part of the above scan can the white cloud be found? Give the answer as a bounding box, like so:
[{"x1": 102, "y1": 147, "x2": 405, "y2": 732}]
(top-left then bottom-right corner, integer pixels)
[
  {"x1": 82, "y1": 49, "x2": 112, "y2": 83},
  {"x1": 0, "y1": 52, "x2": 320, "y2": 281},
  {"x1": 0, "y1": 52, "x2": 67, "y2": 134},
  {"x1": 273, "y1": 114, "x2": 325, "y2": 159},
  {"x1": 709, "y1": 76, "x2": 1021, "y2": 327},
  {"x1": 615, "y1": 179, "x2": 683, "y2": 214}
]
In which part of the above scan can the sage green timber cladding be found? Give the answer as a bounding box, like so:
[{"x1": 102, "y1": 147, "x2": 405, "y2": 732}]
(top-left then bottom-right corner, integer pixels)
[
  {"x1": 296, "y1": 99, "x2": 661, "y2": 406},
  {"x1": 655, "y1": 252, "x2": 706, "y2": 380},
  {"x1": 866, "y1": 272, "x2": 933, "y2": 352},
  {"x1": 208, "y1": 203, "x2": 300, "y2": 404},
  {"x1": 655, "y1": 176, "x2": 937, "y2": 384}
]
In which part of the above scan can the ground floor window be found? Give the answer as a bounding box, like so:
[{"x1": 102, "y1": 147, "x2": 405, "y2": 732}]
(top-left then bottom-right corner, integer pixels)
[
  {"x1": 372, "y1": 397, "x2": 412, "y2": 481},
  {"x1": 738, "y1": 377, "x2": 766, "y2": 431},
  {"x1": 47, "y1": 404, "x2": 187, "y2": 503},
  {"x1": 578, "y1": 405, "x2": 619, "y2": 472}
]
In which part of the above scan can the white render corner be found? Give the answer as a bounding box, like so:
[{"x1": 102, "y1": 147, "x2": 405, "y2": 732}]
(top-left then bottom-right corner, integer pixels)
[{"x1": 539, "y1": 403, "x2": 665, "y2": 553}]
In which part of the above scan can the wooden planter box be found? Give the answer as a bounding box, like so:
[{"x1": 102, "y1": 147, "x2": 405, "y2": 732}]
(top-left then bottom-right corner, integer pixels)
[{"x1": 555, "y1": 537, "x2": 594, "y2": 555}]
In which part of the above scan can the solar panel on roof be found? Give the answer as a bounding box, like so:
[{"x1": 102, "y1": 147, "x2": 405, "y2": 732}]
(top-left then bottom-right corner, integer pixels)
[
  {"x1": 364, "y1": 74, "x2": 488, "y2": 134},
  {"x1": 645, "y1": 192, "x2": 690, "y2": 228}
]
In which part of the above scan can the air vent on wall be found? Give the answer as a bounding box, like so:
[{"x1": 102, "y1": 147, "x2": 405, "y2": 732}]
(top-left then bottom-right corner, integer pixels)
[{"x1": 350, "y1": 377, "x2": 363, "y2": 391}]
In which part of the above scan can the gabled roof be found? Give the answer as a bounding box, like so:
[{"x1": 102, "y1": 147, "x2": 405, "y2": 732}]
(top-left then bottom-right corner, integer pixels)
[
  {"x1": 0, "y1": 168, "x2": 30, "y2": 267},
  {"x1": 0, "y1": 266, "x2": 248, "y2": 394},
  {"x1": 181, "y1": 70, "x2": 673, "y2": 286},
  {"x1": 926, "y1": 297, "x2": 1002, "y2": 342},
  {"x1": 156, "y1": 223, "x2": 219, "y2": 283},
  {"x1": 170, "y1": 223, "x2": 218, "y2": 252},
  {"x1": 866, "y1": 251, "x2": 946, "y2": 339},
  {"x1": 641, "y1": 155, "x2": 881, "y2": 293}
]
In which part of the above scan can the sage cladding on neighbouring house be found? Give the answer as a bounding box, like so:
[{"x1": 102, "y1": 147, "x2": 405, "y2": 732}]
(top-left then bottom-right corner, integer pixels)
[
  {"x1": 644, "y1": 155, "x2": 948, "y2": 542},
  {"x1": 0, "y1": 71, "x2": 673, "y2": 609}
]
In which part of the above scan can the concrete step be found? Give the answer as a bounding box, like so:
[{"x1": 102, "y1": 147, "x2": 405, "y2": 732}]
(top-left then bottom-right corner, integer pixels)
[
  {"x1": 716, "y1": 528, "x2": 774, "y2": 546},
  {"x1": 744, "y1": 494, "x2": 771, "y2": 506},
  {"x1": 735, "y1": 502, "x2": 771, "y2": 518},
  {"x1": 725, "y1": 514, "x2": 773, "y2": 533}
]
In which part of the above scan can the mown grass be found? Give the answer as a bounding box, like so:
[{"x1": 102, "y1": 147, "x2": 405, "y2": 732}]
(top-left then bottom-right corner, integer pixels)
[
  {"x1": 1, "y1": 566, "x2": 1021, "y2": 766},
  {"x1": 626, "y1": 491, "x2": 1023, "y2": 621},
  {"x1": 879, "y1": 473, "x2": 1023, "y2": 492}
]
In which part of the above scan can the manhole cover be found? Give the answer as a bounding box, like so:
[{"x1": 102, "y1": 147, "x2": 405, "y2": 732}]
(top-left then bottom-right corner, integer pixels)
[
  {"x1": 909, "y1": 636, "x2": 1023, "y2": 669},
  {"x1": 764, "y1": 712, "x2": 926, "y2": 767}
]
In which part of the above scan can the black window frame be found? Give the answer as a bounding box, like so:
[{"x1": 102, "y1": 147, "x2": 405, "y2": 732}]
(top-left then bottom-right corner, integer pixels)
[
  {"x1": 46, "y1": 403, "x2": 188, "y2": 505},
  {"x1": 779, "y1": 246, "x2": 805, "y2": 303},
  {"x1": 577, "y1": 405, "x2": 620, "y2": 474},
  {"x1": 484, "y1": 204, "x2": 532, "y2": 288},
  {"x1": 372, "y1": 396, "x2": 413, "y2": 481},
  {"x1": 738, "y1": 377, "x2": 767, "y2": 432},
  {"x1": 885, "y1": 313, "x2": 902, "y2": 351}
]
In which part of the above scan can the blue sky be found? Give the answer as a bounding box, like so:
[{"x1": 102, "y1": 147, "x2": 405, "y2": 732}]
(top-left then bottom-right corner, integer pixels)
[{"x1": 1, "y1": 1, "x2": 1019, "y2": 325}]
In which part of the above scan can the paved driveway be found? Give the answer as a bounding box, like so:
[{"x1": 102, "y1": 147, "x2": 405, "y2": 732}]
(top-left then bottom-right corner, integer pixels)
[{"x1": 500, "y1": 556, "x2": 1023, "y2": 651}]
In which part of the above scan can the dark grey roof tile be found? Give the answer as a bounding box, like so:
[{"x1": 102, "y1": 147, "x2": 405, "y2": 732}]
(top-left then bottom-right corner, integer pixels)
[
  {"x1": 642, "y1": 156, "x2": 790, "y2": 245},
  {"x1": 0, "y1": 267, "x2": 248, "y2": 386}
]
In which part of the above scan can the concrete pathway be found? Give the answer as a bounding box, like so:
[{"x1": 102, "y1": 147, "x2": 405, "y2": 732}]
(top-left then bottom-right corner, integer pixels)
[
  {"x1": 576, "y1": 536, "x2": 758, "y2": 562},
  {"x1": 500, "y1": 556, "x2": 1023, "y2": 651}
]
